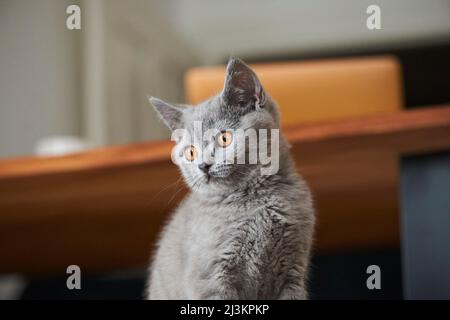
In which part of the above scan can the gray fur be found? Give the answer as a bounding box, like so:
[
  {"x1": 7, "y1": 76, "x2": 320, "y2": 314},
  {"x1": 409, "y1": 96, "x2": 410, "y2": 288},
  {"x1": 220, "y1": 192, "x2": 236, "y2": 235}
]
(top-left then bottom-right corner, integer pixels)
[{"x1": 146, "y1": 58, "x2": 315, "y2": 300}]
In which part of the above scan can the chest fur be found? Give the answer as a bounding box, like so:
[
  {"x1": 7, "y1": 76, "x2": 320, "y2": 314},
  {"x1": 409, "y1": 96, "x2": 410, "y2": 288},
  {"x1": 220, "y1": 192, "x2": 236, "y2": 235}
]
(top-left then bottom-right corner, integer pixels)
[{"x1": 187, "y1": 205, "x2": 287, "y2": 271}]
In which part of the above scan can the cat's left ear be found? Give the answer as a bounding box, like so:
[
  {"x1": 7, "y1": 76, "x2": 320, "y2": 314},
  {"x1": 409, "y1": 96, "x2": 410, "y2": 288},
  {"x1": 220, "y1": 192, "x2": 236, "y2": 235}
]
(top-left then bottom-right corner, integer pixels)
[
  {"x1": 149, "y1": 97, "x2": 184, "y2": 131},
  {"x1": 221, "y1": 57, "x2": 266, "y2": 111}
]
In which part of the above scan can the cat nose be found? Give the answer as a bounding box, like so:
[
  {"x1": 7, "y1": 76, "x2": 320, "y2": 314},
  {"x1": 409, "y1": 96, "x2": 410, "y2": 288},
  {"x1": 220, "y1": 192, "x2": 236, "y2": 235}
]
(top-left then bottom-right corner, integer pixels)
[{"x1": 198, "y1": 163, "x2": 212, "y2": 173}]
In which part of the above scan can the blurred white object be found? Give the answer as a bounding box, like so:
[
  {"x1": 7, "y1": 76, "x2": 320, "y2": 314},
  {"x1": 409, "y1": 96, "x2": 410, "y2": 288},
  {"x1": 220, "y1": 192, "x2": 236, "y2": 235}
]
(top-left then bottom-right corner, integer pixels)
[
  {"x1": 35, "y1": 136, "x2": 91, "y2": 156},
  {"x1": 0, "y1": 275, "x2": 26, "y2": 300}
]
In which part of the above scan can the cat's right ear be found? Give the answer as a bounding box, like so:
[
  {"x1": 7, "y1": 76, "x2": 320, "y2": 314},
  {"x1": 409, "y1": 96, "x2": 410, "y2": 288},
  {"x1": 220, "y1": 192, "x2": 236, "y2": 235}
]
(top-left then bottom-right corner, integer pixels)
[
  {"x1": 221, "y1": 57, "x2": 266, "y2": 111},
  {"x1": 149, "y1": 97, "x2": 184, "y2": 131}
]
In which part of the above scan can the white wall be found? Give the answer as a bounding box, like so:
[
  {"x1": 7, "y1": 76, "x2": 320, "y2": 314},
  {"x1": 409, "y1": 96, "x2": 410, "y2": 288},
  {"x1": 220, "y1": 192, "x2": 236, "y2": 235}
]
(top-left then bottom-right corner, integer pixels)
[
  {"x1": 0, "y1": 0, "x2": 82, "y2": 157},
  {"x1": 0, "y1": 0, "x2": 197, "y2": 156},
  {"x1": 171, "y1": 0, "x2": 450, "y2": 63},
  {"x1": 82, "y1": 0, "x2": 197, "y2": 146}
]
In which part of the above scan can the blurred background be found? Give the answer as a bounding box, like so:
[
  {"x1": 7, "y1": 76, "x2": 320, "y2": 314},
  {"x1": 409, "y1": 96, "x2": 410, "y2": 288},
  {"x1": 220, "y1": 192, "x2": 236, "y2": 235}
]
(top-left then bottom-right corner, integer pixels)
[{"x1": 0, "y1": 0, "x2": 449, "y2": 299}]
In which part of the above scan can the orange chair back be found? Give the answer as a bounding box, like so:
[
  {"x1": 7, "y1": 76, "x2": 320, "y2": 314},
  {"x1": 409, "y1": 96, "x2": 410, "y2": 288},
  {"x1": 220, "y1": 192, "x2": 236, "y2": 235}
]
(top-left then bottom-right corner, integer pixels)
[{"x1": 185, "y1": 56, "x2": 403, "y2": 126}]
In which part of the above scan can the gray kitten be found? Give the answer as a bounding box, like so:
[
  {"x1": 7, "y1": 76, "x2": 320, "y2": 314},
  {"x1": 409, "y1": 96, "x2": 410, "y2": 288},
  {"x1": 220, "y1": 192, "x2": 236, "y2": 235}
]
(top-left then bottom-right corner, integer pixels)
[{"x1": 146, "y1": 58, "x2": 315, "y2": 300}]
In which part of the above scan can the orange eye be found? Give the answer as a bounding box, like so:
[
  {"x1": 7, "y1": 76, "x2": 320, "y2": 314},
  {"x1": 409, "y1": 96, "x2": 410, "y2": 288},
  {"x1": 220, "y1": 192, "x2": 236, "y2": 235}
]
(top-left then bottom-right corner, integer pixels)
[
  {"x1": 217, "y1": 131, "x2": 233, "y2": 148},
  {"x1": 183, "y1": 145, "x2": 197, "y2": 161}
]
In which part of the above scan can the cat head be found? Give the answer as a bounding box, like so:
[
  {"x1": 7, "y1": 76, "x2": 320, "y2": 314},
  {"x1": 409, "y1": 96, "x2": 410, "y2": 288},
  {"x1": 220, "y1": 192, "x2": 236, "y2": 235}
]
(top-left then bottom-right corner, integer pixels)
[{"x1": 150, "y1": 58, "x2": 281, "y2": 195}]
